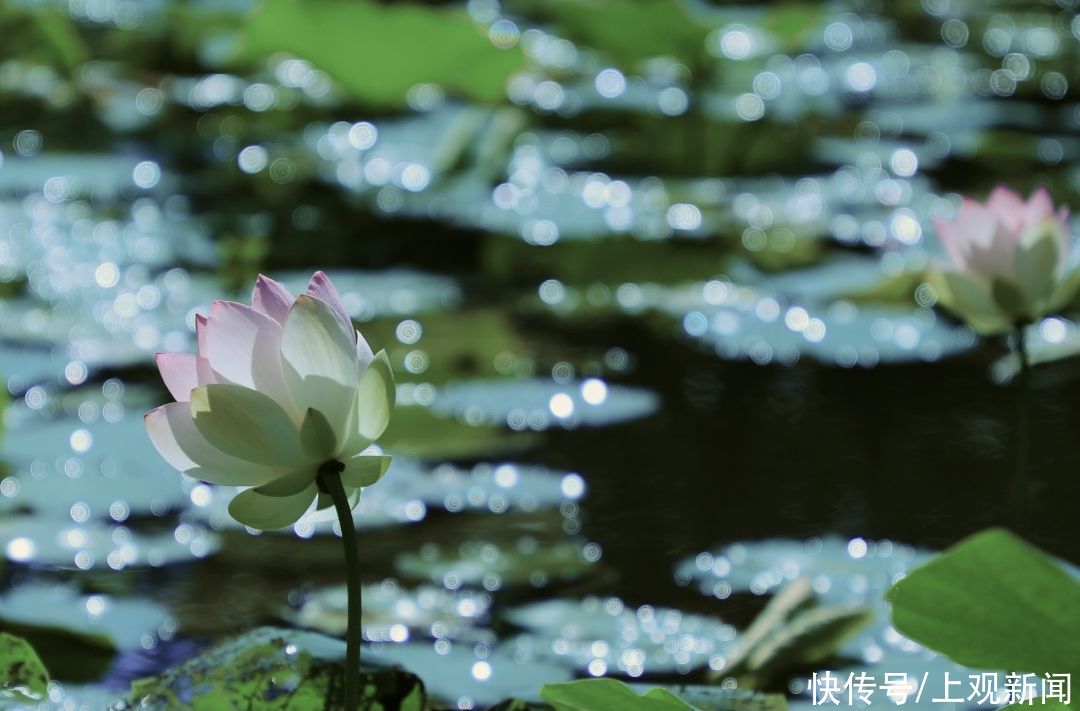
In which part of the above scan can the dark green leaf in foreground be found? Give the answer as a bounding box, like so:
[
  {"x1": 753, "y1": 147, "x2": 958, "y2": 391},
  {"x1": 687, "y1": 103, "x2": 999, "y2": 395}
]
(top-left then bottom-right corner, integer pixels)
[
  {"x1": 541, "y1": 679, "x2": 695, "y2": 711},
  {"x1": 129, "y1": 627, "x2": 424, "y2": 710},
  {"x1": 887, "y1": 527, "x2": 1080, "y2": 674},
  {"x1": 0, "y1": 632, "x2": 49, "y2": 701},
  {"x1": 238, "y1": 0, "x2": 526, "y2": 106}
]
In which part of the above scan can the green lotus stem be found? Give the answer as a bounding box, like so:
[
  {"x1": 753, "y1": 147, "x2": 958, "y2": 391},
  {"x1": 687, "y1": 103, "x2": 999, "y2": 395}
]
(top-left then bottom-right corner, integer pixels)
[
  {"x1": 318, "y1": 460, "x2": 362, "y2": 710},
  {"x1": 1012, "y1": 325, "x2": 1032, "y2": 529}
]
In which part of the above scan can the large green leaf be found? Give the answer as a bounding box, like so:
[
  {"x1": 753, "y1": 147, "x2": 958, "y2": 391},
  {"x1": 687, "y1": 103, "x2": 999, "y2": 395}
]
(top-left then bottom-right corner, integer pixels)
[
  {"x1": 521, "y1": 0, "x2": 712, "y2": 70},
  {"x1": 0, "y1": 6, "x2": 87, "y2": 74},
  {"x1": 238, "y1": 0, "x2": 526, "y2": 106},
  {"x1": 887, "y1": 528, "x2": 1080, "y2": 675},
  {"x1": 511, "y1": 0, "x2": 825, "y2": 71},
  {"x1": 0, "y1": 633, "x2": 49, "y2": 702},
  {"x1": 542, "y1": 679, "x2": 695, "y2": 711}
]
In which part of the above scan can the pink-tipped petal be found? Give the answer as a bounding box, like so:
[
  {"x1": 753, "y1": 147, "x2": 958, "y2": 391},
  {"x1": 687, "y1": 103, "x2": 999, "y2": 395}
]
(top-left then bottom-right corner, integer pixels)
[
  {"x1": 203, "y1": 300, "x2": 293, "y2": 412},
  {"x1": 195, "y1": 356, "x2": 222, "y2": 387},
  {"x1": 195, "y1": 314, "x2": 209, "y2": 356},
  {"x1": 155, "y1": 352, "x2": 199, "y2": 402},
  {"x1": 1025, "y1": 187, "x2": 1055, "y2": 225},
  {"x1": 305, "y1": 271, "x2": 355, "y2": 344},
  {"x1": 251, "y1": 274, "x2": 295, "y2": 324},
  {"x1": 985, "y1": 185, "x2": 1026, "y2": 233},
  {"x1": 934, "y1": 218, "x2": 968, "y2": 269},
  {"x1": 957, "y1": 196, "x2": 986, "y2": 222}
]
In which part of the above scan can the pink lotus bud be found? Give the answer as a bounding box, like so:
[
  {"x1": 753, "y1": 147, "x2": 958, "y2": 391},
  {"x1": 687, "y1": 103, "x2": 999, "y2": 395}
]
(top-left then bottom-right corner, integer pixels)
[{"x1": 929, "y1": 186, "x2": 1076, "y2": 334}]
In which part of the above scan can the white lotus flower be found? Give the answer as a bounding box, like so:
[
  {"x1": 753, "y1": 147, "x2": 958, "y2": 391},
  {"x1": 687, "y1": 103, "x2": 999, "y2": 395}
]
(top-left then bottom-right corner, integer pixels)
[
  {"x1": 929, "y1": 186, "x2": 1078, "y2": 334},
  {"x1": 145, "y1": 272, "x2": 395, "y2": 530}
]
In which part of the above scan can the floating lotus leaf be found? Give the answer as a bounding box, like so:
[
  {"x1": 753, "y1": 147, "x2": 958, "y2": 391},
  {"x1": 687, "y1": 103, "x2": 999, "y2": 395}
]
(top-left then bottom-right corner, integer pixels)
[
  {"x1": 504, "y1": 596, "x2": 737, "y2": 675},
  {"x1": 284, "y1": 579, "x2": 491, "y2": 643},
  {"x1": 367, "y1": 641, "x2": 571, "y2": 707},
  {"x1": 0, "y1": 517, "x2": 219, "y2": 569},
  {"x1": 0, "y1": 583, "x2": 171, "y2": 651}
]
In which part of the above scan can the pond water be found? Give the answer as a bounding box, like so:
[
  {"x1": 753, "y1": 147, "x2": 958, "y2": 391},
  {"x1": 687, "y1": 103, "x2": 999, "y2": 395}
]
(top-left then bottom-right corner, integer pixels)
[{"x1": 0, "y1": 0, "x2": 1078, "y2": 707}]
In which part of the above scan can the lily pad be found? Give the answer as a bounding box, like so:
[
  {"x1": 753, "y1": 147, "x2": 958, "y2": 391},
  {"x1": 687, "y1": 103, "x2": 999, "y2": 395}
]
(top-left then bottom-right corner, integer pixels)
[
  {"x1": 397, "y1": 537, "x2": 603, "y2": 589},
  {"x1": 380, "y1": 405, "x2": 540, "y2": 461},
  {"x1": 0, "y1": 516, "x2": 220, "y2": 569},
  {"x1": 0, "y1": 270, "x2": 219, "y2": 366},
  {"x1": 429, "y1": 378, "x2": 659, "y2": 429},
  {"x1": 367, "y1": 641, "x2": 571, "y2": 707},
  {"x1": 284, "y1": 579, "x2": 491, "y2": 643},
  {"x1": 662, "y1": 284, "x2": 976, "y2": 366},
  {"x1": 0, "y1": 583, "x2": 171, "y2": 651},
  {"x1": 0, "y1": 155, "x2": 151, "y2": 198},
  {"x1": 403, "y1": 461, "x2": 586, "y2": 514},
  {"x1": 0, "y1": 415, "x2": 189, "y2": 521},
  {"x1": 504, "y1": 596, "x2": 737, "y2": 675},
  {"x1": 269, "y1": 269, "x2": 463, "y2": 322},
  {"x1": 674, "y1": 535, "x2": 932, "y2": 605},
  {"x1": 0, "y1": 345, "x2": 66, "y2": 390},
  {"x1": 357, "y1": 307, "x2": 610, "y2": 387},
  {"x1": 726, "y1": 255, "x2": 899, "y2": 305},
  {"x1": 4, "y1": 681, "x2": 123, "y2": 709}
]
